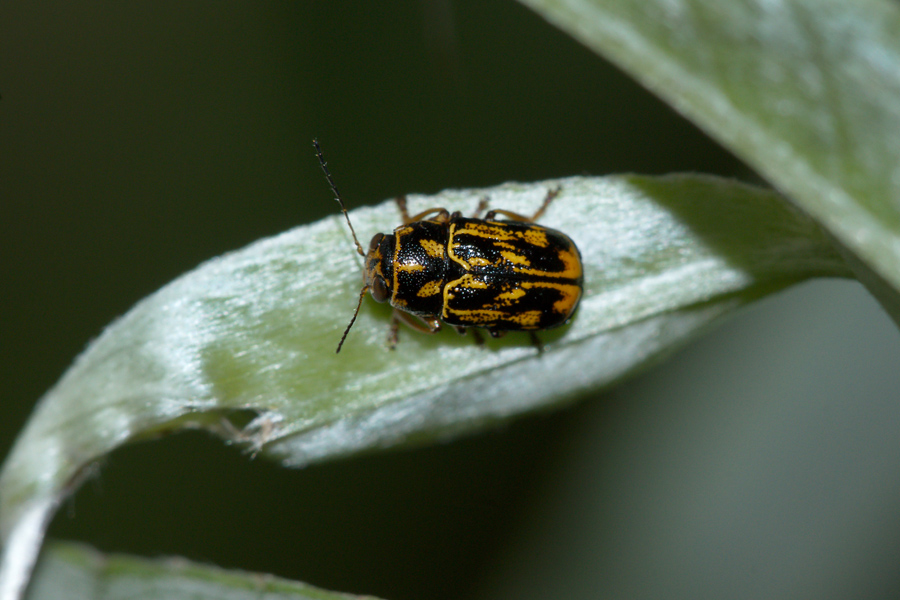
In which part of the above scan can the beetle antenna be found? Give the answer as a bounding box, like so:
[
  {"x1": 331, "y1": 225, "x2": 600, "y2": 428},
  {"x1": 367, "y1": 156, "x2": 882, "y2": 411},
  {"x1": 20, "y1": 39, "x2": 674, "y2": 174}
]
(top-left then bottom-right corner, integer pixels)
[
  {"x1": 337, "y1": 284, "x2": 369, "y2": 353},
  {"x1": 314, "y1": 139, "x2": 366, "y2": 257}
]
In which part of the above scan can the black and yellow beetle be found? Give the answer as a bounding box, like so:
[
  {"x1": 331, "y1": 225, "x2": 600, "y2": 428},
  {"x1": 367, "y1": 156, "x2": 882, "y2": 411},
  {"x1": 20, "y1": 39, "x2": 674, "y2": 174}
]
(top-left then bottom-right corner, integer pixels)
[{"x1": 314, "y1": 140, "x2": 583, "y2": 353}]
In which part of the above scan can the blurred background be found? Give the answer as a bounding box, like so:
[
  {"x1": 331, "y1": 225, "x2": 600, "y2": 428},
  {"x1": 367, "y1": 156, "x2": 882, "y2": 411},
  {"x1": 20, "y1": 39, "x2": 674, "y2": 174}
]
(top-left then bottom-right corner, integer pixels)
[{"x1": 2, "y1": 2, "x2": 899, "y2": 599}]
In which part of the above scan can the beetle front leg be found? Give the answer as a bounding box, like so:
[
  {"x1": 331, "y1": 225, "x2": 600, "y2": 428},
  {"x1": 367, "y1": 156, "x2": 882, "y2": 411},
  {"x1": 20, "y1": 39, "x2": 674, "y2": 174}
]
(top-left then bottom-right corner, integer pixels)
[
  {"x1": 405, "y1": 207, "x2": 450, "y2": 224},
  {"x1": 388, "y1": 310, "x2": 441, "y2": 349},
  {"x1": 394, "y1": 195, "x2": 451, "y2": 225},
  {"x1": 387, "y1": 317, "x2": 401, "y2": 349}
]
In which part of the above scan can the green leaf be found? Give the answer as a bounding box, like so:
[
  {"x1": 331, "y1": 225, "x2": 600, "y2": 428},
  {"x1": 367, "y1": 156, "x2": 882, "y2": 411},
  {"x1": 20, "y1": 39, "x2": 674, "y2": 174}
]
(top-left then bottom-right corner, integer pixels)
[
  {"x1": 518, "y1": 0, "x2": 900, "y2": 308},
  {"x1": 0, "y1": 175, "x2": 847, "y2": 599},
  {"x1": 24, "y1": 541, "x2": 382, "y2": 600}
]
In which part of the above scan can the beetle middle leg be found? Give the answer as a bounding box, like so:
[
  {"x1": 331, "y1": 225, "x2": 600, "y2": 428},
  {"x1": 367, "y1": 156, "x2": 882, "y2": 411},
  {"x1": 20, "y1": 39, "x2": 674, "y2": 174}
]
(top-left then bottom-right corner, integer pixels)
[
  {"x1": 388, "y1": 310, "x2": 441, "y2": 349},
  {"x1": 470, "y1": 197, "x2": 490, "y2": 219},
  {"x1": 528, "y1": 331, "x2": 545, "y2": 354},
  {"x1": 484, "y1": 186, "x2": 562, "y2": 223},
  {"x1": 453, "y1": 325, "x2": 485, "y2": 347},
  {"x1": 487, "y1": 327, "x2": 544, "y2": 354}
]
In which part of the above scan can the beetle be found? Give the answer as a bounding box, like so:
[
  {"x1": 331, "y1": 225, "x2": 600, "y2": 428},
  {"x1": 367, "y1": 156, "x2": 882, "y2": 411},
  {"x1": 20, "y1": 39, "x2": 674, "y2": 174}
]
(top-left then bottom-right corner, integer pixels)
[{"x1": 313, "y1": 139, "x2": 583, "y2": 353}]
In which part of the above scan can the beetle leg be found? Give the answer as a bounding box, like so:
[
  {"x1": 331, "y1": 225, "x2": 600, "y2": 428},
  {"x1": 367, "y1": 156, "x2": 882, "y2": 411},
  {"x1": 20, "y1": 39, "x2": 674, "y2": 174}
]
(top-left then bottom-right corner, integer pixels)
[
  {"x1": 394, "y1": 195, "x2": 450, "y2": 225},
  {"x1": 394, "y1": 195, "x2": 411, "y2": 222},
  {"x1": 405, "y1": 207, "x2": 450, "y2": 224},
  {"x1": 394, "y1": 195, "x2": 451, "y2": 225},
  {"x1": 484, "y1": 186, "x2": 562, "y2": 222},
  {"x1": 528, "y1": 186, "x2": 561, "y2": 222},
  {"x1": 395, "y1": 196, "x2": 452, "y2": 225},
  {"x1": 388, "y1": 309, "x2": 441, "y2": 349},
  {"x1": 528, "y1": 331, "x2": 545, "y2": 354},
  {"x1": 453, "y1": 325, "x2": 484, "y2": 348},
  {"x1": 454, "y1": 326, "x2": 485, "y2": 347},
  {"x1": 470, "y1": 197, "x2": 489, "y2": 219},
  {"x1": 387, "y1": 316, "x2": 401, "y2": 349}
]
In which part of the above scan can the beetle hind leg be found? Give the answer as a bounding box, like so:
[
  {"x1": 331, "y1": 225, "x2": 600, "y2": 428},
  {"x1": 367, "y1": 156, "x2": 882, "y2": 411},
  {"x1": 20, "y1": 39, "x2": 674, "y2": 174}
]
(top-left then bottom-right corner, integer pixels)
[{"x1": 528, "y1": 186, "x2": 562, "y2": 222}]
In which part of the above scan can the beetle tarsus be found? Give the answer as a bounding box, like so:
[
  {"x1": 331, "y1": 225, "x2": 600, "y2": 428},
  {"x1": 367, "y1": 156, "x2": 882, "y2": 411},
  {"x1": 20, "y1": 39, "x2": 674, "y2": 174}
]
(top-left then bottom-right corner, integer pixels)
[
  {"x1": 529, "y1": 331, "x2": 545, "y2": 354},
  {"x1": 387, "y1": 314, "x2": 401, "y2": 350}
]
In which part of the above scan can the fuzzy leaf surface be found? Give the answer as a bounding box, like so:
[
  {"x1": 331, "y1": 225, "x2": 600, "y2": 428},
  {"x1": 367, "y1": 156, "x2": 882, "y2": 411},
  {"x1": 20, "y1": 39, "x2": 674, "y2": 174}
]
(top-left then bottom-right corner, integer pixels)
[
  {"x1": 519, "y1": 0, "x2": 900, "y2": 302},
  {"x1": 23, "y1": 542, "x2": 381, "y2": 600},
  {"x1": 0, "y1": 175, "x2": 847, "y2": 599}
]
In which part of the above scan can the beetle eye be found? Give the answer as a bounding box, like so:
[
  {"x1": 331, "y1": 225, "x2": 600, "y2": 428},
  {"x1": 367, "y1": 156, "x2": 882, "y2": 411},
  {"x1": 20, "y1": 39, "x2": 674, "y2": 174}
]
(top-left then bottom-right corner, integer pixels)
[
  {"x1": 370, "y1": 276, "x2": 389, "y2": 302},
  {"x1": 369, "y1": 233, "x2": 384, "y2": 252}
]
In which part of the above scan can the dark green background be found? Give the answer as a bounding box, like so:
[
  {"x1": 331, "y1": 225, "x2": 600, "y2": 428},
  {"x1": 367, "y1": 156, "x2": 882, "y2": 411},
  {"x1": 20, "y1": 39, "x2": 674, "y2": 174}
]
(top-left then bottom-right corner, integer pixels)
[{"x1": 3, "y1": 3, "x2": 899, "y2": 600}]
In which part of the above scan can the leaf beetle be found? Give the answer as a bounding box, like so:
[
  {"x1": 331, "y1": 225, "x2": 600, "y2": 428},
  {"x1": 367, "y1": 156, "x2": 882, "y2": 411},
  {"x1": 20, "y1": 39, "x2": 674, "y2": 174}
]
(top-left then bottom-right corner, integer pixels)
[{"x1": 314, "y1": 139, "x2": 583, "y2": 353}]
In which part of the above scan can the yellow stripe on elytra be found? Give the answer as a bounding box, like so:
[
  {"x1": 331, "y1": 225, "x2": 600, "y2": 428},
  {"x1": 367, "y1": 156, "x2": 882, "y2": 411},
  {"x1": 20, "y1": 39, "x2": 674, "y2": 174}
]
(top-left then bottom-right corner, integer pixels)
[
  {"x1": 445, "y1": 308, "x2": 544, "y2": 328},
  {"x1": 495, "y1": 287, "x2": 527, "y2": 303},
  {"x1": 442, "y1": 274, "x2": 484, "y2": 307},
  {"x1": 499, "y1": 250, "x2": 530, "y2": 266},
  {"x1": 453, "y1": 222, "x2": 550, "y2": 248},
  {"x1": 554, "y1": 247, "x2": 583, "y2": 281},
  {"x1": 453, "y1": 222, "x2": 515, "y2": 240}
]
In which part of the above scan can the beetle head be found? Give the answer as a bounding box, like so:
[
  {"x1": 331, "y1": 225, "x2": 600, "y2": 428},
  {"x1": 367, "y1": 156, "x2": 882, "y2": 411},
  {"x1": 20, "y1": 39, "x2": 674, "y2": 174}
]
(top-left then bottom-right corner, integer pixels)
[{"x1": 364, "y1": 232, "x2": 395, "y2": 303}]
